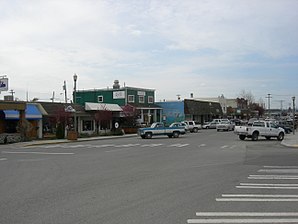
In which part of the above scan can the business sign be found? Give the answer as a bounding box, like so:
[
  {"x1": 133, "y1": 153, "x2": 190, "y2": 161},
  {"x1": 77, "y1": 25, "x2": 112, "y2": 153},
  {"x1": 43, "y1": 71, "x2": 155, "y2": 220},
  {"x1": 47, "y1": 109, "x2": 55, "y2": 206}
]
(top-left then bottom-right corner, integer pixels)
[
  {"x1": 137, "y1": 91, "x2": 146, "y2": 96},
  {"x1": 113, "y1": 91, "x2": 125, "y2": 99},
  {"x1": 0, "y1": 78, "x2": 8, "y2": 91}
]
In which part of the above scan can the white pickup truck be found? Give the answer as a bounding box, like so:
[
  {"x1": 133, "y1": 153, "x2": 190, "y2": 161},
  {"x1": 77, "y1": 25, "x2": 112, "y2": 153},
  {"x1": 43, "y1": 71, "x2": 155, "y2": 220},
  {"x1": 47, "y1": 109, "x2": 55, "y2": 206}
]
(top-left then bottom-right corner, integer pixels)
[
  {"x1": 138, "y1": 122, "x2": 186, "y2": 139},
  {"x1": 234, "y1": 120, "x2": 285, "y2": 141}
]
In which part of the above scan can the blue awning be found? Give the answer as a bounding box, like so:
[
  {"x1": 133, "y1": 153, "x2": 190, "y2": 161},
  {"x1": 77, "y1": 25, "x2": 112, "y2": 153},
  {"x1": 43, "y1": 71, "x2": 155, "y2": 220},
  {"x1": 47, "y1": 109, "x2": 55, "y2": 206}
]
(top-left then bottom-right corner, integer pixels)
[{"x1": 4, "y1": 104, "x2": 42, "y2": 120}]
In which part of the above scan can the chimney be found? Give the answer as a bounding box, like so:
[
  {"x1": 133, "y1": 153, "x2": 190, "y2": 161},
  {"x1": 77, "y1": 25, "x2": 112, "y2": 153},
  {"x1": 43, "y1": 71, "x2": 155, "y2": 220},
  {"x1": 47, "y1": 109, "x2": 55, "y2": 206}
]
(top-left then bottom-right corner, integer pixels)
[
  {"x1": 190, "y1": 93, "x2": 193, "y2": 98},
  {"x1": 113, "y1": 80, "x2": 120, "y2": 89}
]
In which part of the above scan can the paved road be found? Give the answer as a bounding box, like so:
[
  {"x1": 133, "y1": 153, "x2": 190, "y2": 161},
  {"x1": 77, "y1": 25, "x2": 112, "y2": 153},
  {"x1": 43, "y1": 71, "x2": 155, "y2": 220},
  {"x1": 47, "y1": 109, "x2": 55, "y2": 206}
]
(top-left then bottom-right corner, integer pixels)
[{"x1": 1, "y1": 130, "x2": 298, "y2": 224}]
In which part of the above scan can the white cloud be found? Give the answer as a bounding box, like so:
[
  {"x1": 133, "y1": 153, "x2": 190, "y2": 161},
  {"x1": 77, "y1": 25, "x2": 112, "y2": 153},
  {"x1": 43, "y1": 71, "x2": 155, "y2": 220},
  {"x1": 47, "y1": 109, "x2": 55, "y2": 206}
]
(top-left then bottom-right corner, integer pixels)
[{"x1": 0, "y1": 0, "x2": 297, "y2": 107}]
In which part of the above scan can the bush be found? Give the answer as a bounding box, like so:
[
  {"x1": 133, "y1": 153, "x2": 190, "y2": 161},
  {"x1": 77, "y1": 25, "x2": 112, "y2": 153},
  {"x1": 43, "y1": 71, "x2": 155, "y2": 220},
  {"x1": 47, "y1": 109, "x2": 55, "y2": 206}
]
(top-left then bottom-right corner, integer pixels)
[{"x1": 56, "y1": 123, "x2": 65, "y2": 139}]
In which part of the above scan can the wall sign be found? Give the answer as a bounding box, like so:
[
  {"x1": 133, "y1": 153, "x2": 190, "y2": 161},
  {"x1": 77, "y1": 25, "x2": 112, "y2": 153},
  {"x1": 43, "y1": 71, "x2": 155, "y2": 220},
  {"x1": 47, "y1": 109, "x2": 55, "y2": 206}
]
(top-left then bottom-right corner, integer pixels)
[{"x1": 113, "y1": 91, "x2": 125, "y2": 99}]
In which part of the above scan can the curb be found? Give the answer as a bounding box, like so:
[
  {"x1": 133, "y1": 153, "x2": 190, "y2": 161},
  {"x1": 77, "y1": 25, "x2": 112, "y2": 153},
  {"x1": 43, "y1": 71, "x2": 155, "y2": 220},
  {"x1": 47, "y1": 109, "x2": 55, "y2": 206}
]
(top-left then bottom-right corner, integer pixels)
[{"x1": 22, "y1": 134, "x2": 138, "y2": 147}]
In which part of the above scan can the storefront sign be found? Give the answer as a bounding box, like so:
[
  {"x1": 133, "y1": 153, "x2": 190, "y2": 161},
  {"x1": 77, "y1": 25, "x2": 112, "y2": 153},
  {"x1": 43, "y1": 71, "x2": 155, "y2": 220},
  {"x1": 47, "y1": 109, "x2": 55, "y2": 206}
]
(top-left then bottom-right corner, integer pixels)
[
  {"x1": 113, "y1": 91, "x2": 125, "y2": 99},
  {"x1": 0, "y1": 78, "x2": 8, "y2": 91}
]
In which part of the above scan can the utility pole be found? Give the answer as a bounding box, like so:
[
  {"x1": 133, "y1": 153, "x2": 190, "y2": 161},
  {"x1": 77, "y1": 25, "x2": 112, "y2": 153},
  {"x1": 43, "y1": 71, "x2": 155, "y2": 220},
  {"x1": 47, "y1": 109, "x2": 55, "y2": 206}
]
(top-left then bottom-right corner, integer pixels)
[
  {"x1": 9, "y1": 89, "x2": 15, "y2": 100},
  {"x1": 293, "y1": 96, "x2": 296, "y2": 135},
  {"x1": 63, "y1": 80, "x2": 68, "y2": 103},
  {"x1": 266, "y1": 93, "x2": 272, "y2": 118}
]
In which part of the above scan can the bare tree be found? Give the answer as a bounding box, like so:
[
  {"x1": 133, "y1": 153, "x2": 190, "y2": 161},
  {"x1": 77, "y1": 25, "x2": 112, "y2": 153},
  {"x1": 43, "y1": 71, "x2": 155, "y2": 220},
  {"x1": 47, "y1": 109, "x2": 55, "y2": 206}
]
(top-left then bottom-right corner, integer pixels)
[{"x1": 239, "y1": 90, "x2": 255, "y2": 105}]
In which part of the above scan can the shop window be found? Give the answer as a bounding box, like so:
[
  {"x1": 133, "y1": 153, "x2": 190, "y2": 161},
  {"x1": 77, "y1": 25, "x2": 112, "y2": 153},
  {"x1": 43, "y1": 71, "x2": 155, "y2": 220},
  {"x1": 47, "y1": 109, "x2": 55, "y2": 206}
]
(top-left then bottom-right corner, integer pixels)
[
  {"x1": 83, "y1": 120, "x2": 94, "y2": 131},
  {"x1": 148, "y1": 96, "x2": 154, "y2": 103},
  {"x1": 128, "y1": 95, "x2": 135, "y2": 103},
  {"x1": 98, "y1": 96, "x2": 103, "y2": 102},
  {"x1": 139, "y1": 96, "x2": 145, "y2": 103}
]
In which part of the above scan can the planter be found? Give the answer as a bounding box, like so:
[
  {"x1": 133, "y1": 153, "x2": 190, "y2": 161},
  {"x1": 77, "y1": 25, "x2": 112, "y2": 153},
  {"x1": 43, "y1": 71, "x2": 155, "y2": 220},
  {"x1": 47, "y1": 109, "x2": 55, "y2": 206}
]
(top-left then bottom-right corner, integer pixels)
[
  {"x1": 122, "y1": 127, "x2": 138, "y2": 134},
  {"x1": 67, "y1": 131, "x2": 78, "y2": 140}
]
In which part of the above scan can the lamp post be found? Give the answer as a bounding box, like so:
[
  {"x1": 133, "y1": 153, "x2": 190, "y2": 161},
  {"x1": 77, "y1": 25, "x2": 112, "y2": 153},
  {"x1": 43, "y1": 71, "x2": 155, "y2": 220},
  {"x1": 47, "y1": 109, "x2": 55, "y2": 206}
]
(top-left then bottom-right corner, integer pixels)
[
  {"x1": 293, "y1": 96, "x2": 296, "y2": 135},
  {"x1": 73, "y1": 74, "x2": 78, "y2": 134}
]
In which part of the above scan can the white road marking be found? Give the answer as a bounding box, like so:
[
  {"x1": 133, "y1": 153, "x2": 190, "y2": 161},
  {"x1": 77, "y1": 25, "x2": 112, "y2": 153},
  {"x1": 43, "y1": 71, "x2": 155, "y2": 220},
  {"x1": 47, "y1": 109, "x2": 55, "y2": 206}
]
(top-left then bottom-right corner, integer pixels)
[
  {"x1": 229, "y1": 145, "x2": 237, "y2": 149},
  {"x1": 236, "y1": 183, "x2": 298, "y2": 189},
  {"x1": 240, "y1": 183, "x2": 298, "y2": 186},
  {"x1": 249, "y1": 175, "x2": 298, "y2": 180},
  {"x1": 0, "y1": 158, "x2": 7, "y2": 161},
  {"x1": 258, "y1": 169, "x2": 298, "y2": 173},
  {"x1": 221, "y1": 194, "x2": 298, "y2": 198},
  {"x1": 264, "y1": 166, "x2": 298, "y2": 169},
  {"x1": 195, "y1": 212, "x2": 298, "y2": 216},
  {"x1": 220, "y1": 145, "x2": 229, "y2": 149},
  {"x1": 2, "y1": 151, "x2": 74, "y2": 155},
  {"x1": 217, "y1": 198, "x2": 298, "y2": 201},
  {"x1": 198, "y1": 144, "x2": 206, "y2": 147},
  {"x1": 188, "y1": 218, "x2": 298, "y2": 223},
  {"x1": 141, "y1": 144, "x2": 163, "y2": 147}
]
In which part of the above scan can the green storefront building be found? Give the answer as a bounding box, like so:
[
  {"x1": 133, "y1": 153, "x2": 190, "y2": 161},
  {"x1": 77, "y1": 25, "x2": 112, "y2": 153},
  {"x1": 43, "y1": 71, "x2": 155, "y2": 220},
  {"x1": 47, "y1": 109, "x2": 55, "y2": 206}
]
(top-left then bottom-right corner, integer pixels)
[{"x1": 75, "y1": 80, "x2": 162, "y2": 125}]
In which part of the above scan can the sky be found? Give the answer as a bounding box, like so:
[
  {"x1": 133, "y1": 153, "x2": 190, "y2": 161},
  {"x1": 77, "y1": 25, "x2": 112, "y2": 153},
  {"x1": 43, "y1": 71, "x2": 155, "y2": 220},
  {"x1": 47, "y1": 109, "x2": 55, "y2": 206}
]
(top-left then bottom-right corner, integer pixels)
[{"x1": 0, "y1": 0, "x2": 298, "y2": 109}]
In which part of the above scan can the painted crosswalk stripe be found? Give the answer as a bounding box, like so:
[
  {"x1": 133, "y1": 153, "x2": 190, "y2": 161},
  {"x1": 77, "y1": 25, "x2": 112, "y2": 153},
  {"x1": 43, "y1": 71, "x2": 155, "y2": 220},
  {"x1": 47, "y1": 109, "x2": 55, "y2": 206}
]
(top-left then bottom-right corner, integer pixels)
[
  {"x1": 217, "y1": 198, "x2": 298, "y2": 201},
  {"x1": 264, "y1": 166, "x2": 298, "y2": 169},
  {"x1": 249, "y1": 175, "x2": 298, "y2": 179},
  {"x1": 236, "y1": 183, "x2": 298, "y2": 189},
  {"x1": 0, "y1": 158, "x2": 7, "y2": 161},
  {"x1": 258, "y1": 169, "x2": 298, "y2": 173},
  {"x1": 187, "y1": 218, "x2": 298, "y2": 223},
  {"x1": 221, "y1": 194, "x2": 298, "y2": 198},
  {"x1": 198, "y1": 144, "x2": 206, "y2": 147},
  {"x1": 195, "y1": 212, "x2": 298, "y2": 216}
]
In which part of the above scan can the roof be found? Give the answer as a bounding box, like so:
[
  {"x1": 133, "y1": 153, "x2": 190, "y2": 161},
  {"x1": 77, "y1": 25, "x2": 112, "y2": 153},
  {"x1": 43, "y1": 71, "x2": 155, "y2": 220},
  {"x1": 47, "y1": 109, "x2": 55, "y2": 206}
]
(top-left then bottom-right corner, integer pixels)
[
  {"x1": 38, "y1": 102, "x2": 86, "y2": 116},
  {"x1": 85, "y1": 102, "x2": 123, "y2": 112}
]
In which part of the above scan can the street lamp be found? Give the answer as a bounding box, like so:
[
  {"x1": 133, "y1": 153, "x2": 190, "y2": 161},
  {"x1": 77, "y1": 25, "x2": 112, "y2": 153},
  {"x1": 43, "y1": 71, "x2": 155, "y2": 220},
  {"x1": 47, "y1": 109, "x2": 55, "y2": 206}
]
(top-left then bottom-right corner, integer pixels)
[
  {"x1": 292, "y1": 96, "x2": 296, "y2": 135},
  {"x1": 73, "y1": 74, "x2": 78, "y2": 134}
]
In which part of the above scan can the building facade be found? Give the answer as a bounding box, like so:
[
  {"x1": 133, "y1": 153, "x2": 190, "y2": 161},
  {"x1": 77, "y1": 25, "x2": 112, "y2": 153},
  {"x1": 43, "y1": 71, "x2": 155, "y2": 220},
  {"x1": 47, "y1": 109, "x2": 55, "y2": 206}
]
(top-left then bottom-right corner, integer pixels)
[
  {"x1": 156, "y1": 99, "x2": 223, "y2": 125},
  {"x1": 75, "y1": 80, "x2": 162, "y2": 126}
]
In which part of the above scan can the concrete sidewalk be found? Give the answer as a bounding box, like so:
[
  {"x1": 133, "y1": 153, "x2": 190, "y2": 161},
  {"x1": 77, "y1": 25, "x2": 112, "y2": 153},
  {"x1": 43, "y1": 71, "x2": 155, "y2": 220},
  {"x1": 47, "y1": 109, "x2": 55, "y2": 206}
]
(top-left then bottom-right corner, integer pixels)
[
  {"x1": 18, "y1": 134, "x2": 138, "y2": 147},
  {"x1": 281, "y1": 133, "x2": 298, "y2": 148}
]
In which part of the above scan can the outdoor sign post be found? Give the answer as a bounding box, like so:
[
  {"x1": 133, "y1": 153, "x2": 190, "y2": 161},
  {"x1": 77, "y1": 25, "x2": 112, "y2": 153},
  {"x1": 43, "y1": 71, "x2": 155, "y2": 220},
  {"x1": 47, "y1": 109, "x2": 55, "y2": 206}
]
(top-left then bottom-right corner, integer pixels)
[{"x1": 0, "y1": 75, "x2": 9, "y2": 93}]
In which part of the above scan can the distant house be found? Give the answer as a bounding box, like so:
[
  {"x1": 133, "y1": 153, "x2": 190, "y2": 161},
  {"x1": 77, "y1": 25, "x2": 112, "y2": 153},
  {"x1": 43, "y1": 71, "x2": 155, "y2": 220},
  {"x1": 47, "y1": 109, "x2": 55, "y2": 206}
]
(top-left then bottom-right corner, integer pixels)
[{"x1": 75, "y1": 80, "x2": 162, "y2": 126}]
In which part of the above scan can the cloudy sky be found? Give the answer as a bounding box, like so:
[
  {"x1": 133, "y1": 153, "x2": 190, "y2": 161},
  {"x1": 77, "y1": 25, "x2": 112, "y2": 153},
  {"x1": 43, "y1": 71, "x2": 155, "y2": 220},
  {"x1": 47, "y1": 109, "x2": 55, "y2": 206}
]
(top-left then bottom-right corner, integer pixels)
[{"x1": 0, "y1": 0, "x2": 297, "y2": 109}]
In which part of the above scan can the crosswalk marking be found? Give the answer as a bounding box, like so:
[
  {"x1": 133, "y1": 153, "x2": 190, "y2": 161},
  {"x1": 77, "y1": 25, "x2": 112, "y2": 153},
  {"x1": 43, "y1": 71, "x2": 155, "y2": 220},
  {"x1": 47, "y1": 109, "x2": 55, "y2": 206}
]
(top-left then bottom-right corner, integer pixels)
[
  {"x1": 187, "y1": 165, "x2": 298, "y2": 223},
  {"x1": 0, "y1": 158, "x2": 7, "y2": 161},
  {"x1": 187, "y1": 218, "x2": 298, "y2": 223},
  {"x1": 258, "y1": 169, "x2": 298, "y2": 173},
  {"x1": 195, "y1": 212, "x2": 298, "y2": 216},
  {"x1": 216, "y1": 198, "x2": 298, "y2": 202},
  {"x1": 249, "y1": 175, "x2": 298, "y2": 180},
  {"x1": 221, "y1": 194, "x2": 298, "y2": 198}
]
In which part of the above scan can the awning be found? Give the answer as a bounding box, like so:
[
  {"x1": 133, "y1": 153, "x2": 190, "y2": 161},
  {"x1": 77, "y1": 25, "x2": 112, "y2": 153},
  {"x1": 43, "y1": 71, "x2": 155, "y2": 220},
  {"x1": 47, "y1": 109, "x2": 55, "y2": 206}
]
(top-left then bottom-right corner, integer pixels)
[
  {"x1": 4, "y1": 104, "x2": 43, "y2": 120},
  {"x1": 85, "y1": 102, "x2": 123, "y2": 112}
]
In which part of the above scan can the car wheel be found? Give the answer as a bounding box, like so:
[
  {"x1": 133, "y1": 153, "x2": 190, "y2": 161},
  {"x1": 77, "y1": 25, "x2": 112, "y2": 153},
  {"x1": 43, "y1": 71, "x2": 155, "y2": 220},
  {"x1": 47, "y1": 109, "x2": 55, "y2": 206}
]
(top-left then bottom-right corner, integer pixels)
[
  {"x1": 145, "y1": 132, "x2": 152, "y2": 139},
  {"x1": 252, "y1": 132, "x2": 259, "y2": 141},
  {"x1": 173, "y1": 132, "x2": 180, "y2": 138},
  {"x1": 239, "y1": 135, "x2": 246, "y2": 140},
  {"x1": 193, "y1": 128, "x2": 198, "y2": 133},
  {"x1": 277, "y1": 132, "x2": 284, "y2": 141}
]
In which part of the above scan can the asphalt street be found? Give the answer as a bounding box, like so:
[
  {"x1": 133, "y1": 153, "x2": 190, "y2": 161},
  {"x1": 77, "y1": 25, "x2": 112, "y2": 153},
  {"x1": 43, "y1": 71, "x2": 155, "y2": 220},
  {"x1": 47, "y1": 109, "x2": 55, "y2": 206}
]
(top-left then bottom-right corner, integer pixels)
[{"x1": 1, "y1": 130, "x2": 298, "y2": 224}]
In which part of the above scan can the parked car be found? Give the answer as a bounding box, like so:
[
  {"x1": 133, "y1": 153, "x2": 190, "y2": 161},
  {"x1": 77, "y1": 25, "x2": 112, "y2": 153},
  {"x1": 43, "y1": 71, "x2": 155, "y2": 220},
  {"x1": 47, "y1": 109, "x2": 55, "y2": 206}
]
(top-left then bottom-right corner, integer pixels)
[
  {"x1": 182, "y1": 120, "x2": 201, "y2": 132},
  {"x1": 170, "y1": 122, "x2": 189, "y2": 132},
  {"x1": 216, "y1": 120, "x2": 235, "y2": 131},
  {"x1": 202, "y1": 121, "x2": 217, "y2": 129}
]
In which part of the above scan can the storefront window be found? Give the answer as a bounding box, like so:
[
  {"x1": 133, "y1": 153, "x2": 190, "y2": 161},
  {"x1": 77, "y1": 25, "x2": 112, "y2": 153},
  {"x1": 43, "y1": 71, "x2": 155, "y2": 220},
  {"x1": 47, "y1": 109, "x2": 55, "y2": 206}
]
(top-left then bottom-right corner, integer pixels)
[{"x1": 83, "y1": 120, "x2": 94, "y2": 131}]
